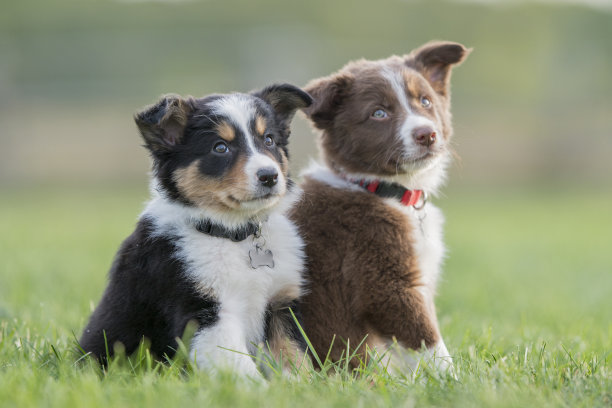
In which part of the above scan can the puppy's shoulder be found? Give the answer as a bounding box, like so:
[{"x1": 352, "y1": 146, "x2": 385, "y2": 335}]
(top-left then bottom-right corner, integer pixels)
[
  {"x1": 292, "y1": 172, "x2": 409, "y2": 242},
  {"x1": 108, "y1": 214, "x2": 180, "y2": 282}
]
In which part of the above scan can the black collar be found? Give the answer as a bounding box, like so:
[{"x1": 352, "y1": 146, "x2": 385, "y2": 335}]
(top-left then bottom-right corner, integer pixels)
[
  {"x1": 194, "y1": 219, "x2": 260, "y2": 242},
  {"x1": 348, "y1": 178, "x2": 427, "y2": 208}
]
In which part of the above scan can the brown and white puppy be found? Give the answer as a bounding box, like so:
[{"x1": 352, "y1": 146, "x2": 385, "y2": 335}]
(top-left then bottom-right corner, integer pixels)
[{"x1": 290, "y1": 41, "x2": 470, "y2": 373}]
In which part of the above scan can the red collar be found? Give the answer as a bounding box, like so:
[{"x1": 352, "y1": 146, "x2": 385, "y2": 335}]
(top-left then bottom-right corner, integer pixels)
[{"x1": 349, "y1": 178, "x2": 427, "y2": 208}]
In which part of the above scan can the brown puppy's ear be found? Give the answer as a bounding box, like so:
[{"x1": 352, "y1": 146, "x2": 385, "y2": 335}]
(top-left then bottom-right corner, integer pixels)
[
  {"x1": 303, "y1": 73, "x2": 353, "y2": 130},
  {"x1": 134, "y1": 94, "x2": 193, "y2": 153},
  {"x1": 406, "y1": 41, "x2": 471, "y2": 96},
  {"x1": 254, "y1": 83, "x2": 313, "y2": 130}
]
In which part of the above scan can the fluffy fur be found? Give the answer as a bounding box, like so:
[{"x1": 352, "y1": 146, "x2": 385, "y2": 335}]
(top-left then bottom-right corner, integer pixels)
[
  {"x1": 79, "y1": 84, "x2": 312, "y2": 378},
  {"x1": 290, "y1": 41, "x2": 471, "y2": 372}
]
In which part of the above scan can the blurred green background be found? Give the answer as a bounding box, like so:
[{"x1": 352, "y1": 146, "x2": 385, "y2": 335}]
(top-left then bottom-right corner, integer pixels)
[
  {"x1": 2, "y1": 0, "x2": 611, "y2": 190},
  {"x1": 0, "y1": 2, "x2": 611, "y2": 405}
]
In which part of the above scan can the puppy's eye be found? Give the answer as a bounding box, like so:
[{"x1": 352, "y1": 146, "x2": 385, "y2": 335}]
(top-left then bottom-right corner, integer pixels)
[
  {"x1": 420, "y1": 96, "x2": 432, "y2": 109},
  {"x1": 264, "y1": 134, "x2": 275, "y2": 147},
  {"x1": 371, "y1": 109, "x2": 388, "y2": 119},
  {"x1": 213, "y1": 142, "x2": 229, "y2": 154}
]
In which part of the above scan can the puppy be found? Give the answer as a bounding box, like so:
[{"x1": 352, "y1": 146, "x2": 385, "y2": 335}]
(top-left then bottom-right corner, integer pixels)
[
  {"x1": 290, "y1": 42, "x2": 470, "y2": 372},
  {"x1": 79, "y1": 84, "x2": 312, "y2": 378}
]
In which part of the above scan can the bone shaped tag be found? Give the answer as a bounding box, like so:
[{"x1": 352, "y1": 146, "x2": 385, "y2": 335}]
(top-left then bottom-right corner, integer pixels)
[{"x1": 249, "y1": 245, "x2": 275, "y2": 269}]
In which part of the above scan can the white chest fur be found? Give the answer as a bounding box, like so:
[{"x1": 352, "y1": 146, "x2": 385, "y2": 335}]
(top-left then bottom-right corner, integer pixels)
[
  {"x1": 386, "y1": 199, "x2": 446, "y2": 299},
  {"x1": 143, "y1": 196, "x2": 304, "y2": 375},
  {"x1": 179, "y1": 213, "x2": 304, "y2": 342}
]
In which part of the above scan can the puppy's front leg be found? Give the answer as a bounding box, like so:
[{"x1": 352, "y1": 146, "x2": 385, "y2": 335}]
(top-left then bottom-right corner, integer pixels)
[
  {"x1": 190, "y1": 318, "x2": 262, "y2": 379},
  {"x1": 419, "y1": 294, "x2": 453, "y2": 371},
  {"x1": 264, "y1": 301, "x2": 309, "y2": 375},
  {"x1": 427, "y1": 337, "x2": 453, "y2": 371},
  {"x1": 365, "y1": 286, "x2": 452, "y2": 372}
]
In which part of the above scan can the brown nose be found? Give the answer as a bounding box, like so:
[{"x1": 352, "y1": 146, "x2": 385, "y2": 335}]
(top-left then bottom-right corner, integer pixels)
[{"x1": 412, "y1": 127, "x2": 436, "y2": 147}]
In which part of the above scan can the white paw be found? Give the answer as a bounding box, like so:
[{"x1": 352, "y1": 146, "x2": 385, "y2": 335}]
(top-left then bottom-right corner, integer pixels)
[
  {"x1": 379, "y1": 340, "x2": 456, "y2": 379},
  {"x1": 429, "y1": 340, "x2": 453, "y2": 370}
]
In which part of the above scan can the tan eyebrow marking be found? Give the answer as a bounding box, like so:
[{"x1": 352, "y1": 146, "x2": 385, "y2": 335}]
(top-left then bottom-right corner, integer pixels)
[
  {"x1": 215, "y1": 121, "x2": 235, "y2": 142},
  {"x1": 404, "y1": 73, "x2": 422, "y2": 96},
  {"x1": 255, "y1": 116, "x2": 267, "y2": 136}
]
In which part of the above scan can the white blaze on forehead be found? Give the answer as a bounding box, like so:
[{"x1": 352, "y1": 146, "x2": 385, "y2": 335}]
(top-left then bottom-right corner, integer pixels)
[
  {"x1": 211, "y1": 93, "x2": 286, "y2": 203},
  {"x1": 210, "y1": 94, "x2": 257, "y2": 153},
  {"x1": 381, "y1": 66, "x2": 438, "y2": 152},
  {"x1": 381, "y1": 67, "x2": 412, "y2": 113}
]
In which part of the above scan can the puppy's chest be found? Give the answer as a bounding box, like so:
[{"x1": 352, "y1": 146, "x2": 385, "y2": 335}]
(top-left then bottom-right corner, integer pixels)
[
  {"x1": 174, "y1": 214, "x2": 304, "y2": 310},
  {"x1": 387, "y1": 200, "x2": 446, "y2": 292}
]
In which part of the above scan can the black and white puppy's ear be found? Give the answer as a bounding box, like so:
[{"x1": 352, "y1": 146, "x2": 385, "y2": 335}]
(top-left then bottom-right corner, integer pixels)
[
  {"x1": 406, "y1": 41, "x2": 471, "y2": 96},
  {"x1": 302, "y1": 73, "x2": 353, "y2": 130},
  {"x1": 254, "y1": 84, "x2": 313, "y2": 130},
  {"x1": 134, "y1": 94, "x2": 194, "y2": 153}
]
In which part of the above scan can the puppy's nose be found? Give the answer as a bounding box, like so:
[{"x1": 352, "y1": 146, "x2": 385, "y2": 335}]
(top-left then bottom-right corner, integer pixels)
[
  {"x1": 257, "y1": 168, "x2": 278, "y2": 188},
  {"x1": 412, "y1": 127, "x2": 437, "y2": 147}
]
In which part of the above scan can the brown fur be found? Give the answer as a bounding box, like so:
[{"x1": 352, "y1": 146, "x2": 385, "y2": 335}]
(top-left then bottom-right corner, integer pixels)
[
  {"x1": 292, "y1": 41, "x2": 470, "y2": 369},
  {"x1": 305, "y1": 42, "x2": 470, "y2": 176},
  {"x1": 174, "y1": 157, "x2": 251, "y2": 212},
  {"x1": 289, "y1": 178, "x2": 440, "y2": 366}
]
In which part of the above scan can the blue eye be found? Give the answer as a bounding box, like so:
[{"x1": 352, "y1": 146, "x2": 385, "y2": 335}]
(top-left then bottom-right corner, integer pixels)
[
  {"x1": 372, "y1": 109, "x2": 388, "y2": 119},
  {"x1": 264, "y1": 134, "x2": 275, "y2": 147},
  {"x1": 213, "y1": 142, "x2": 229, "y2": 153},
  {"x1": 421, "y1": 96, "x2": 432, "y2": 109}
]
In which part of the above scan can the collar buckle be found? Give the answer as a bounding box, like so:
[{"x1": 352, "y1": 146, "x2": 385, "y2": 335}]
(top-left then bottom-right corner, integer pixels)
[{"x1": 412, "y1": 191, "x2": 428, "y2": 210}]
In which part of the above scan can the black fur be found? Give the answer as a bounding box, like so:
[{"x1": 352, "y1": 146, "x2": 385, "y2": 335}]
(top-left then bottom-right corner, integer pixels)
[
  {"x1": 79, "y1": 218, "x2": 219, "y2": 362},
  {"x1": 264, "y1": 300, "x2": 307, "y2": 352},
  {"x1": 135, "y1": 88, "x2": 311, "y2": 208},
  {"x1": 79, "y1": 85, "x2": 312, "y2": 367}
]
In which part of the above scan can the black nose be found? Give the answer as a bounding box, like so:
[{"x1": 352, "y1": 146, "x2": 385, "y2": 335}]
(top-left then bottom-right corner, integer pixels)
[
  {"x1": 412, "y1": 126, "x2": 437, "y2": 147},
  {"x1": 257, "y1": 168, "x2": 278, "y2": 188}
]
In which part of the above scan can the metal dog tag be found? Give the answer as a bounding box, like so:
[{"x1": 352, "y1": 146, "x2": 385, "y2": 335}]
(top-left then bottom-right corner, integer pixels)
[{"x1": 249, "y1": 244, "x2": 275, "y2": 269}]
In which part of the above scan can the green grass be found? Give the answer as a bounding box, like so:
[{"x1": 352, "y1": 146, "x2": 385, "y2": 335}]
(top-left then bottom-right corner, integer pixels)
[{"x1": 0, "y1": 186, "x2": 610, "y2": 407}]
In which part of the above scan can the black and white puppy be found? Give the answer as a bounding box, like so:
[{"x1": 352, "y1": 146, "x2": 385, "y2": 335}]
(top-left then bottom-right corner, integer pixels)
[{"x1": 79, "y1": 84, "x2": 312, "y2": 378}]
